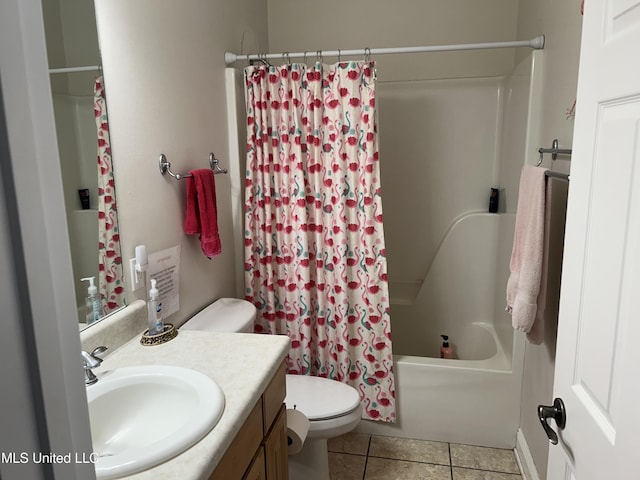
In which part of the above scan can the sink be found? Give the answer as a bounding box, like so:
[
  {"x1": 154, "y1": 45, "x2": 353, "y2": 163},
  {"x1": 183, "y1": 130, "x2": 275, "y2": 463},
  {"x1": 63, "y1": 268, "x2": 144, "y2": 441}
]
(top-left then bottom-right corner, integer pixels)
[{"x1": 87, "y1": 365, "x2": 225, "y2": 479}]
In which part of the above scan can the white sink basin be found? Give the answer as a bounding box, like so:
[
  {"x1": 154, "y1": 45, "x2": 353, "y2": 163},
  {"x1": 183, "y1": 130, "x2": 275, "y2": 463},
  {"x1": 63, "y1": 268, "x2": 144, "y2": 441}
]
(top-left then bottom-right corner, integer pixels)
[{"x1": 87, "y1": 365, "x2": 225, "y2": 479}]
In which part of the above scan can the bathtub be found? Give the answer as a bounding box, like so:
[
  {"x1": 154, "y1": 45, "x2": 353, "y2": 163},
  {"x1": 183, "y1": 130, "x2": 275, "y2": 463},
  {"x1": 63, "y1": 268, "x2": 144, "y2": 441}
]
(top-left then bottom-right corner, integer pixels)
[
  {"x1": 355, "y1": 212, "x2": 526, "y2": 448},
  {"x1": 357, "y1": 322, "x2": 525, "y2": 449}
]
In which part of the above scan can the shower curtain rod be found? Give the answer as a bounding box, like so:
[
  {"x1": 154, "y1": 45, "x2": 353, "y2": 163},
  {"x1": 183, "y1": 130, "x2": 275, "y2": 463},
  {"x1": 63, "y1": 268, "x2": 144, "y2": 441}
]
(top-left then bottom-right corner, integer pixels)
[
  {"x1": 49, "y1": 65, "x2": 100, "y2": 74},
  {"x1": 224, "y1": 35, "x2": 544, "y2": 65}
]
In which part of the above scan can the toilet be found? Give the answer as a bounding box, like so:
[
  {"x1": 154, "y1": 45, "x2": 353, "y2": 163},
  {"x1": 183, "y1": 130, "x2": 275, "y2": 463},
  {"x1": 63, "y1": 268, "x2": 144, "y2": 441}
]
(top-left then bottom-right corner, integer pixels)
[
  {"x1": 180, "y1": 298, "x2": 256, "y2": 333},
  {"x1": 285, "y1": 374, "x2": 362, "y2": 480},
  {"x1": 181, "y1": 298, "x2": 362, "y2": 480}
]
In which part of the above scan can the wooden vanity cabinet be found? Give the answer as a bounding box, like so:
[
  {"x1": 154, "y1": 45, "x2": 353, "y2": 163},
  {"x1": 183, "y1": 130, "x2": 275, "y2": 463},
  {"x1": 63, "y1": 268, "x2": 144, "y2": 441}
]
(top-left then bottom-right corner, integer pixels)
[
  {"x1": 210, "y1": 362, "x2": 288, "y2": 480},
  {"x1": 244, "y1": 448, "x2": 266, "y2": 480}
]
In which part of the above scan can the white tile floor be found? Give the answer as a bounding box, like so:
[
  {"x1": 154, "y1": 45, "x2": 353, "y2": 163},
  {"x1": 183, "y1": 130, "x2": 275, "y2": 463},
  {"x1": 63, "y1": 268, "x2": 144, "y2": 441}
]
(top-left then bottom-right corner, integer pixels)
[{"x1": 327, "y1": 433, "x2": 523, "y2": 480}]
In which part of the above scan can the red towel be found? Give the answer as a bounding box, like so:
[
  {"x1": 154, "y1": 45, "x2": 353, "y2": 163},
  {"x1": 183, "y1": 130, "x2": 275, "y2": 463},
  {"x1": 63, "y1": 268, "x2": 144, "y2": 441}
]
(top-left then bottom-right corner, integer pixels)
[{"x1": 184, "y1": 169, "x2": 221, "y2": 258}]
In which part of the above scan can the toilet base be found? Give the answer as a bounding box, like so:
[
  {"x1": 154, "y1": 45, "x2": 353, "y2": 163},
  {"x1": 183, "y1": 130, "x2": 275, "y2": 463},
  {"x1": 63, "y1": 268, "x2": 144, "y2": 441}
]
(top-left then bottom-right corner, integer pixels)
[{"x1": 288, "y1": 437, "x2": 329, "y2": 480}]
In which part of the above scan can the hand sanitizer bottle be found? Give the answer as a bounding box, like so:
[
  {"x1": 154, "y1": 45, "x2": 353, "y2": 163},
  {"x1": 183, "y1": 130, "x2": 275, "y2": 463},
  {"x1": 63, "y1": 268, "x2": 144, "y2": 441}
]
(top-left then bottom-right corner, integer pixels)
[
  {"x1": 81, "y1": 277, "x2": 103, "y2": 324},
  {"x1": 147, "y1": 278, "x2": 164, "y2": 335}
]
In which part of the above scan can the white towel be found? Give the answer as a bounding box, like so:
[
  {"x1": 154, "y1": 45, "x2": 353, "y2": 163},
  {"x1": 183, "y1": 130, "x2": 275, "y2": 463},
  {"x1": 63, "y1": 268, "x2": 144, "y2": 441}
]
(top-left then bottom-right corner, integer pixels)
[{"x1": 506, "y1": 166, "x2": 547, "y2": 333}]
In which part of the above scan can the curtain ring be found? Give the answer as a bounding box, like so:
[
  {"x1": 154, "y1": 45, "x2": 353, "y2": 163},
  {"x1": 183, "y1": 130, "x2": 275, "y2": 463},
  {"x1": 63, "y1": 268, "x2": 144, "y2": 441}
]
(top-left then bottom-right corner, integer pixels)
[
  {"x1": 338, "y1": 49, "x2": 342, "y2": 63},
  {"x1": 303, "y1": 51, "x2": 308, "y2": 64},
  {"x1": 316, "y1": 50, "x2": 323, "y2": 64},
  {"x1": 282, "y1": 52, "x2": 291, "y2": 65},
  {"x1": 364, "y1": 47, "x2": 371, "y2": 63}
]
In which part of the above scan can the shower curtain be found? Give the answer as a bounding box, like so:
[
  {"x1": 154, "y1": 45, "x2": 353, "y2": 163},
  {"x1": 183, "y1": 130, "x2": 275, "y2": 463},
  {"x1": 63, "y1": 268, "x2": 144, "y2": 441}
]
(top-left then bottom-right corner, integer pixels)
[
  {"x1": 94, "y1": 76, "x2": 125, "y2": 313},
  {"x1": 243, "y1": 61, "x2": 395, "y2": 422}
]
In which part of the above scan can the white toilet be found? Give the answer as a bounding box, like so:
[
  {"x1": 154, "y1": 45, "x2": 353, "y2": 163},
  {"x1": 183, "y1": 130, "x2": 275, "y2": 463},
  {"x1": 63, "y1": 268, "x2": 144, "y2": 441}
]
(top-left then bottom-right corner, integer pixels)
[
  {"x1": 286, "y1": 374, "x2": 362, "y2": 480},
  {"x1": 181, "y1": 298, "x2": 362, "y2": 480},
  {"x1": 180, "y1": 298, "x2": 256, "y2": 333}
]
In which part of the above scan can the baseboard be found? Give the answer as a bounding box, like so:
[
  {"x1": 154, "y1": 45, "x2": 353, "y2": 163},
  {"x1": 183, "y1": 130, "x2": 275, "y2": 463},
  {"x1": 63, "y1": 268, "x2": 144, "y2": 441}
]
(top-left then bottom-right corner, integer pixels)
[{"x1": 515, "y1": 428, "x2": 541, "y2": 480}]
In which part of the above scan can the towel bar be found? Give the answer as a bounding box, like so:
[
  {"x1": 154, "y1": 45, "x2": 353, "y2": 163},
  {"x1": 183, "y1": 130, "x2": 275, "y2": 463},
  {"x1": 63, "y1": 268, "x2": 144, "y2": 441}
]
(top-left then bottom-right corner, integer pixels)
[
  {"x1": 545, "y1": 170, "x2": 570, "y2": 181},
  {"x1": 537, "y1": 139, "x2": 572, "y2": 166},
  {"x1": 159, "y1": 153, "x2": 228, "y2": 180}
]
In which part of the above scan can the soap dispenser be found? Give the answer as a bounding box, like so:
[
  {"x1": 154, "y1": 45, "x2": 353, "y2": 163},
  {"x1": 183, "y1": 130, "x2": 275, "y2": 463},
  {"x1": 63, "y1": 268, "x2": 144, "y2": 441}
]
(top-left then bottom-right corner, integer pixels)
[
  {"x1": 81, "y1": 276, "x2": 103, "y2": 324},
  {"x1": 440, "y1": 335, "x2": 453, "y2": 359},
  {"x1": 147, "y1": 278, "x2": 164, "y2": 335}
]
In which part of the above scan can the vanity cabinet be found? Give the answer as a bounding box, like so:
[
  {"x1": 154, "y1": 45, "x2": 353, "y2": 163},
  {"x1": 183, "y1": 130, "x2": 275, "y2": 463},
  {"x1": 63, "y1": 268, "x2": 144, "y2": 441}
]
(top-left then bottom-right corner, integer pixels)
[{"x1": 210, "y1": 362, "x2": 288, "y2": 480}]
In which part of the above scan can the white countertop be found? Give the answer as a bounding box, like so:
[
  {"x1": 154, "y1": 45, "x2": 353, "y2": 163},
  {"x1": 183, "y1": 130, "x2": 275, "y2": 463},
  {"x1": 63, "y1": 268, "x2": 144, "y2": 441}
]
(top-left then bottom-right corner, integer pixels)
[{"x1": 94, "y1": 330, "x2": 290, "y2": 480}]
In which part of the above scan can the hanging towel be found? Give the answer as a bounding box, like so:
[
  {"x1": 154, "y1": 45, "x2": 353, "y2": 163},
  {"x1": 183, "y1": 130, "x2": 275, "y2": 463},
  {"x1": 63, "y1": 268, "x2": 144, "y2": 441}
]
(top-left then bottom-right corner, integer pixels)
[
  {"x1": 506, "y1": 165, "x2": 547, "y2": 333},
  {"x1": 184, "y1": 169, "x2": 221, "y2": 258},
  {"x1": 526, "y1": 176, "x2": 569, "y2": 345}
]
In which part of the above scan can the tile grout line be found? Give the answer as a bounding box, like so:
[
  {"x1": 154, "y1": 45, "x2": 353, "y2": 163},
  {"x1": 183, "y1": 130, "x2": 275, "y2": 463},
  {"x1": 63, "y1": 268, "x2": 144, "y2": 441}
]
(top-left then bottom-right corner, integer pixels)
[
  {"x1": 454, "y1": 465, "x2": 523, "y2": 477},
  {"x1": 449, "y1": 442, "x2": 454, "y2": 480},
  {"x1": 362, "y1": 435, "x2": 372, "y2": 480},
  {"x1": 366, "y1": 456, "x2": 452, "y2": 467}
]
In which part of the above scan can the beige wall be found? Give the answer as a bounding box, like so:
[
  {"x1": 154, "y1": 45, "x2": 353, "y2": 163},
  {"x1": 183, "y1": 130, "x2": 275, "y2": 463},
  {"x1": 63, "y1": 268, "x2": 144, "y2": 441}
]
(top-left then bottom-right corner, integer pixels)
[
  {"x1": 94, "y1": 0, "x2": 268, "y2": 326},
  {"x1": 517, "y1": 0, "x2": 580, "y2": 177},
  {"x1": 267, "y1": 0, "x2": 519, "y2": 81},
  {"x1": 516, "y1": 1, "x2": 582, "y2": 478}
]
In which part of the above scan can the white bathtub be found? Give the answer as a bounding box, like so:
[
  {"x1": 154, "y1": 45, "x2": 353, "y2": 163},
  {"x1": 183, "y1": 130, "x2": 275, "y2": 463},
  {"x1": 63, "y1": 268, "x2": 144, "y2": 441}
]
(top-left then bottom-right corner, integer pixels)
[
  {"x1": 357, "y1": 323, "x2": 525, "y2": 448},
  {"x1": 356, "y1": 213, "x2": 526, "y2": 448}
]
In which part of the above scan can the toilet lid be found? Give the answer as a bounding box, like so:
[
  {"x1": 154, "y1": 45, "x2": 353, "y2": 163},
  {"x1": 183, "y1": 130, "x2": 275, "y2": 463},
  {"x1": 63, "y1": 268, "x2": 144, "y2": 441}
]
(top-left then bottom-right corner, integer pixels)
[{"x1": 285, "y1": 375, "x2": 361, "y2": 421}]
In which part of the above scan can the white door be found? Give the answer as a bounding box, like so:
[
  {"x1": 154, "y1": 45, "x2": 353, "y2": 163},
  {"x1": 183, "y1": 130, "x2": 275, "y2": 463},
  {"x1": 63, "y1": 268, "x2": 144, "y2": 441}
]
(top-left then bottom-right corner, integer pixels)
[{"x1": 545, "y1": 0, "x2": 640, "y2": 478}]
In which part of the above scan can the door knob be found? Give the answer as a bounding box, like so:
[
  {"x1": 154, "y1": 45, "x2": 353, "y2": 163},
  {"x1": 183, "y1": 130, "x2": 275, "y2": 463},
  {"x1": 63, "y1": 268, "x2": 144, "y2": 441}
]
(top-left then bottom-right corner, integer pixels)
[{"x1": 538, "y1": 398, "x2": 566, "y2": 445}]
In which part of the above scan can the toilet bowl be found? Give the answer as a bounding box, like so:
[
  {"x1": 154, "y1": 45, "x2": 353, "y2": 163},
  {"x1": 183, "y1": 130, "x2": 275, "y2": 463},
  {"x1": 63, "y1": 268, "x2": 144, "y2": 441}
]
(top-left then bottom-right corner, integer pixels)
[
  {"x1": 286, "y1": 374, "x2": 362, "y2": 480},
  {"x1": 180, "y1": 298, "x2": 256, "y2": 333}
]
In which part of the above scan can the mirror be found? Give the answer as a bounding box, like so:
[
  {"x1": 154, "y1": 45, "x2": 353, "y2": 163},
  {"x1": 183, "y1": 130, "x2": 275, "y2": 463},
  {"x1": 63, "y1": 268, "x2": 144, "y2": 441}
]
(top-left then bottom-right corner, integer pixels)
[{"x1": 42, "y1": 0, "x2": 126, "y2": 329}]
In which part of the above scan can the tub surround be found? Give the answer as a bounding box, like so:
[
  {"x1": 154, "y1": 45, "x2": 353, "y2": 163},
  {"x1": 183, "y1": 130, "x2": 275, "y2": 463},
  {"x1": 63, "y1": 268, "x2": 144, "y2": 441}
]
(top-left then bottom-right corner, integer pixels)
[{"x1": 84, "y1": 326, "x2": 289, "y2": 479}]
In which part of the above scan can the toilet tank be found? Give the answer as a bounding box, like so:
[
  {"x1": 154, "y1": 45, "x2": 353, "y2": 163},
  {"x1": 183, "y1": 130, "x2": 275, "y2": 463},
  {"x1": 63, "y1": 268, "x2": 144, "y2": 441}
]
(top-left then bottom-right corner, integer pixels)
[{"x1": 181, "y1": 298, "x2": 256, "y2": 333}]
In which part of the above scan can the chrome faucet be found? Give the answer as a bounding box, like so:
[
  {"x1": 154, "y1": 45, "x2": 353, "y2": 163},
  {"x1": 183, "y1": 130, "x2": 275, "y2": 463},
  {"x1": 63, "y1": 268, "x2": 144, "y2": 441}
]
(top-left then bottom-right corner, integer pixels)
[{"x1": 81, "y1": 346, "x2": 107, "y2": 385}]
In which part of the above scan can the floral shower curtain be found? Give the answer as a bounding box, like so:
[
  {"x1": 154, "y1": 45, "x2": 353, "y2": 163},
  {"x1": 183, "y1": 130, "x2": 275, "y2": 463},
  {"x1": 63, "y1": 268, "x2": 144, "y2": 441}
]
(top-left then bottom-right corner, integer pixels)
[
  {"x1": 243, "y1": 61, "x2": 395, "y2": 422},
  {"x1": 94, "y1": 76, "x2": 125, "y2": 313}
]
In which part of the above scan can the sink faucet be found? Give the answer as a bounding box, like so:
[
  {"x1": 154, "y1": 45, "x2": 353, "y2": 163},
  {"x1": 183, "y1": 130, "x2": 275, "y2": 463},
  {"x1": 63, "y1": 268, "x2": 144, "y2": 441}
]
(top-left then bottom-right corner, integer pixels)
[{"x1": 81, "y1": 346, "x2": 107, "y2": 385}]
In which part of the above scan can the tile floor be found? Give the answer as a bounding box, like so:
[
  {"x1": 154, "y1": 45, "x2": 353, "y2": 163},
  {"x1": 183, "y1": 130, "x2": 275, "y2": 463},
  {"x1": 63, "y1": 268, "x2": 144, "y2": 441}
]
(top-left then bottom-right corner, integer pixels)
[{"x1": 327, "y1": 433, "x2": 523, "y2": 480}]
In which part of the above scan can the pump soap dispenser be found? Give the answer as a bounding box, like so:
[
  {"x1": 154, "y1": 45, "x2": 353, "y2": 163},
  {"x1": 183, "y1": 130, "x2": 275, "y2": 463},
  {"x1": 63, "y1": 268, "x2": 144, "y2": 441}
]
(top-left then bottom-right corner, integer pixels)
[
  {"x1": 147, "y1": 278, "x2": 164, "y2": 335},
  {"x1": 440, "y1": 335, "x2": 453, "y2": 359},
  {"x1": 81, "y1": 277, "x2": 103, "y2": 324}
]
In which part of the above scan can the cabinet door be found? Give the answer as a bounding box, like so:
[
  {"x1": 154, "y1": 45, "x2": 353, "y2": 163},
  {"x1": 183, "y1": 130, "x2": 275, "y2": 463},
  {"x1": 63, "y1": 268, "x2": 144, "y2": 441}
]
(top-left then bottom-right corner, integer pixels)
[
  {"x1": 264, "y1": 405, "x2": 288, "y2": 480},
  {"x1": 210, "y1": 400, "x2": 264, "y2": 480},
  {"x1": 244, "y1": 448, "x2": 266, "y2": 480}
]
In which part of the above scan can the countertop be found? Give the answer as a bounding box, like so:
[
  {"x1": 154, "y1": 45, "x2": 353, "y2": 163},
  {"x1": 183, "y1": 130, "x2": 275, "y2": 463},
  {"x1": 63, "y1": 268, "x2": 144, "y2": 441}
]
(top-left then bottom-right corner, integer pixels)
[{"x1": 94, "y1": 330, "x2": 290, "y2": 480}]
